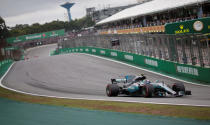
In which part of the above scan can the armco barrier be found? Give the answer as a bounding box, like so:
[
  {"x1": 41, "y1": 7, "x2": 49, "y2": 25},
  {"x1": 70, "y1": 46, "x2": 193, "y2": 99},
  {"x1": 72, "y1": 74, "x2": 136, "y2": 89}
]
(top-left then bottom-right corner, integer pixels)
[
  {"x1": 0, "y1": 60, "x2": 13, "y2": 79},
  {"x1": 52, "y1": 47, "x2": 210, "y2": 84}
]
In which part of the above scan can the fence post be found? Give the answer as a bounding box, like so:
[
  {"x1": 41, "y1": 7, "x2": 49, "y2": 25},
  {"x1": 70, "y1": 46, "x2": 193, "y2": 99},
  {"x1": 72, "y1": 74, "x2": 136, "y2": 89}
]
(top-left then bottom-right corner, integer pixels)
[{"x1": 197, "y1": 35, "x2": 204, "y2": 67}]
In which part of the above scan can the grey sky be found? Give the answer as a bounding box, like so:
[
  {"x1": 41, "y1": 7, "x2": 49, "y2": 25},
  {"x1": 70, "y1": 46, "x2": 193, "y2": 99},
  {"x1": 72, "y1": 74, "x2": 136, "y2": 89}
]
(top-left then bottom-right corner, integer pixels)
[{"x1": 0, "y1": 0, "x2": 137, "y2": 27}]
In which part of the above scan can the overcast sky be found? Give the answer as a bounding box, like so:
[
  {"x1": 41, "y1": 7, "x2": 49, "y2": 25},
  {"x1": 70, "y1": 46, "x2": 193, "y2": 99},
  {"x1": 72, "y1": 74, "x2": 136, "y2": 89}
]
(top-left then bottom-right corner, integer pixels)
[{"x1": 0, "y1": 0, "x2": 137, "y2": 27}]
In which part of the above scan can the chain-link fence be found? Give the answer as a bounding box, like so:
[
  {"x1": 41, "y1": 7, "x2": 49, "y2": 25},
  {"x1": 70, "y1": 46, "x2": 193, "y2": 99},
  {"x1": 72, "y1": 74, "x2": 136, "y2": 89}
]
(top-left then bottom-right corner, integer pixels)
[{"x1": 60, "y1": 34, "x2": 210, "y2": 67}]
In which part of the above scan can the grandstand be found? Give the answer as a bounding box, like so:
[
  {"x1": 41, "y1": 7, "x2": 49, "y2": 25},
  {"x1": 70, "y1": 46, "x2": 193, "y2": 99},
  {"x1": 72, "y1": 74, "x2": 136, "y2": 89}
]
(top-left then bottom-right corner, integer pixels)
[{"x1": 95, "y1": 0, "x2": 210, "y2": 34}]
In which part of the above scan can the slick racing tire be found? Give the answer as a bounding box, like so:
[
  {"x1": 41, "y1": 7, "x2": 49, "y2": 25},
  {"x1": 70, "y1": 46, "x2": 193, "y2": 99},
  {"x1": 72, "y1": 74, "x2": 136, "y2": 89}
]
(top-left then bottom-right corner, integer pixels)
[
  {"x1": 172, "y1": 83, "x2": 185, "y2": 97},
  {"x1": 106, "y1": 84, "x2": 119, "y2": 97},
  {"x1": 142, "y1": 84, "x2": 154, "y2": 98}
]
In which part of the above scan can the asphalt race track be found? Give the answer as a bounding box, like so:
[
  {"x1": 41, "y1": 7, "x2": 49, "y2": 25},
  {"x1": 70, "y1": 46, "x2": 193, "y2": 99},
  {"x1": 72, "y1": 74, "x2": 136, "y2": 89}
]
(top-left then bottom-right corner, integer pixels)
[{"x1": 2, "y1": 44, "x2": 210, "y2": 106}]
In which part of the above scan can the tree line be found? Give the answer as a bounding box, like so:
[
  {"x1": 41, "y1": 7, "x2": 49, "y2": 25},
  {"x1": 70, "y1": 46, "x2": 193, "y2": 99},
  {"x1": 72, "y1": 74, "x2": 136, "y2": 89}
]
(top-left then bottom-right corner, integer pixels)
[{"x1": 1, "y1": 16, "x2": 95, "y2": 39}]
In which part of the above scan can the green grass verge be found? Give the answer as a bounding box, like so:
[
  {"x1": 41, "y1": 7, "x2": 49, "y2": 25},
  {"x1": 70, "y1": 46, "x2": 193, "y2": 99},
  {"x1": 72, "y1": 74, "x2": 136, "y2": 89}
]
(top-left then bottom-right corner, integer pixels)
[{"x1": 0, "y1": 86, "x2": 210, "y2": 120}]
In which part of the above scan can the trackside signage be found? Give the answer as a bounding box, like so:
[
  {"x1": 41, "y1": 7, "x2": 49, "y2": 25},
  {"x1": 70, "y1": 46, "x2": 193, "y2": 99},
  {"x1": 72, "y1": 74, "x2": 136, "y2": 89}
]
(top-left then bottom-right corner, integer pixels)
[
  {"x1": 26, "y1": 34, "x2": 42, "y2": 40},
  {"x1": 6, "y1": 29, "x2": 65, "y2": 44},
  {"x1": 124, "y1": 55, "x2": 133, "y2": 61},
  {"x1": 176, "y1": 65, "x2": 199, "y2": 76},
  {"x1": 111, "y1": 52, "x2": 117, "y2": 57},
  {"x1": 92, "y1": 49, "x2": 96, "y2": 53},
  {"x1": 145, "y1": 58, "x2": 158, "y2": 67},
  {"x1": 100, "y1": 50, "x2": 106, "y2": 54},
  {"x1": 165, "y1": 17, "x2": 210, "y2": 34},
  {"x1": 4, "y1": 46, "x2": 19, "y2": 50}
]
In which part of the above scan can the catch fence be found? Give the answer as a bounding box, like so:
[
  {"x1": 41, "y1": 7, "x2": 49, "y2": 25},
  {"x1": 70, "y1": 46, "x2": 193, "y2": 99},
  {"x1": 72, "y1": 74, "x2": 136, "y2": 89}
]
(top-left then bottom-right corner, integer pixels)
[{"x1": 60, "y1": 34, "x2": 210, "y2": 67}]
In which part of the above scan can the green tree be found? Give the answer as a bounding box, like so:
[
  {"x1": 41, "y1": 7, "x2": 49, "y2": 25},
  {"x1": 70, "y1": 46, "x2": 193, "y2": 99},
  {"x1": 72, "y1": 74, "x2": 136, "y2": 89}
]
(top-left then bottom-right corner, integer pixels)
[
  {"x1": 8, "y1": 16, "x2": 95, "y2": 37},
  {"x1": 0, "y1": 16, "x2": 9, "y2": 40}
]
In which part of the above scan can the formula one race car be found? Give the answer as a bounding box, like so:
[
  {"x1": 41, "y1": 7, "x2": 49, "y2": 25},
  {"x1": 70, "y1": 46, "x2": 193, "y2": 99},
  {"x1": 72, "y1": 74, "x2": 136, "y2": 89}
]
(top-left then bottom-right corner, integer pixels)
[{"x1": 106, "y1": 74, "x2": 191, "y2": 97}]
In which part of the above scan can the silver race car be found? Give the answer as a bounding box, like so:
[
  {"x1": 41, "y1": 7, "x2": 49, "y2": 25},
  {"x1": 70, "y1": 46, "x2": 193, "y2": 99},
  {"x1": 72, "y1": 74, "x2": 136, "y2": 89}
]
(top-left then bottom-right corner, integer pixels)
[{"x1": 106, "y1": 74, "x2": 191, "y2": 97}]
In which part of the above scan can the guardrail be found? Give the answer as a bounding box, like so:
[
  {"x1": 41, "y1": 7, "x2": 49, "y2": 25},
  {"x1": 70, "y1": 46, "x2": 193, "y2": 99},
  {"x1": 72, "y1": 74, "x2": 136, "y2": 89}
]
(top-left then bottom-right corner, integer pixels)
[{"x1": 52, "y1": 47, "x2": 210, "y2": 84}]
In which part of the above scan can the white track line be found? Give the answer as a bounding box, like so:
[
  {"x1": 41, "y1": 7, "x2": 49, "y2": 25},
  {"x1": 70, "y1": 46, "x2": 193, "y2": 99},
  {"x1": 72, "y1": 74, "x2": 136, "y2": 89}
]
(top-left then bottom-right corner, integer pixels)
[
  {"x1": 82, "y1": 53, "x2": 210, "y2": 87},
  {"x1": 0, "y1": 56, "x2": 210, "y2": 107}
]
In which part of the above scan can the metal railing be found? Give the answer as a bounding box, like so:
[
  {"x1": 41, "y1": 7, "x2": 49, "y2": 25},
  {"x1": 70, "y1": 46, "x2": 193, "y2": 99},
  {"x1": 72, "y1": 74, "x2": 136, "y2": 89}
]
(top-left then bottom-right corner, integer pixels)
[{"x1": 60, "y1": 34, "x2": 210, "y2": 67}]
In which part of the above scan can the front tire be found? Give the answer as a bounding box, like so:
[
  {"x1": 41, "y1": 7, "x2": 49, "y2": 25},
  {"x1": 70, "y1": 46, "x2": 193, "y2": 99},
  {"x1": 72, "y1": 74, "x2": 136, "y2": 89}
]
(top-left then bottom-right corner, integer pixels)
[
  {"x1": 106, "y1": 84, "x2": 119, "y2": 97},
  {"x1": 172, "y1": 83, "x2": 185, "y2": 97}
]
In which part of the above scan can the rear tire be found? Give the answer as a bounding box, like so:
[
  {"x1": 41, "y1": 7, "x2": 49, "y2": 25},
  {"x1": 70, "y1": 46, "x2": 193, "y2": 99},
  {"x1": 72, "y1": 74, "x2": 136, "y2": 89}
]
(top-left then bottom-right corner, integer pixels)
[
  {"x1": 106, "y1": 84, "x2": 119, "y2": 97},
  {"x1": 142, "y1": 84, "x2": 154, "y2": 98}
]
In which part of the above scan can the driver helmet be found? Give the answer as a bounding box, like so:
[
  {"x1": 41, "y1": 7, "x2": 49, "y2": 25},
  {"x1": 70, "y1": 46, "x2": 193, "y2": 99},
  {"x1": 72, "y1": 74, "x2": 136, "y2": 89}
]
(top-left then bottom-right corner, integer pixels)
[{"x1": 143, "y1": 80, "x2": 151, "y2": 84}]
